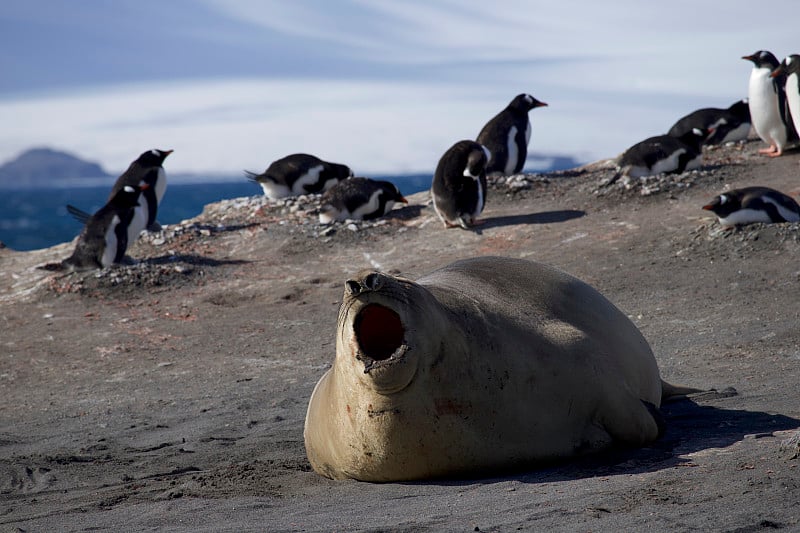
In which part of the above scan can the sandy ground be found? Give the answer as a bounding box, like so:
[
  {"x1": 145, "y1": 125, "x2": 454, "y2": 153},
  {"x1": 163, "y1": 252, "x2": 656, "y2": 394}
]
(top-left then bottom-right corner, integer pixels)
[{"x1": 2, "y1": 140, "x2": 800, "y2": 532}]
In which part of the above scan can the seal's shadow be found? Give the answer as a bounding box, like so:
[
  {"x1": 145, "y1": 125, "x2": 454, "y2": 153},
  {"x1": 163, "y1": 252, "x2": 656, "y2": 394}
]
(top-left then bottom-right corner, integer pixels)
[
  {"x1": 408, "y1": 397, "x2": 800, "y2": 486},
  {"x1": 479, "y1": 210, "x2": 586, "y2": 231}
]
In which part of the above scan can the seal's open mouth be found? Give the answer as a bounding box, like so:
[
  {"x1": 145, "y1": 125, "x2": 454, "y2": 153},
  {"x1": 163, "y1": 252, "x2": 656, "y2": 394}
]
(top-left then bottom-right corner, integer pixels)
[{"x1": 355, "y1": 304, "x2": 404, "y2": 361}]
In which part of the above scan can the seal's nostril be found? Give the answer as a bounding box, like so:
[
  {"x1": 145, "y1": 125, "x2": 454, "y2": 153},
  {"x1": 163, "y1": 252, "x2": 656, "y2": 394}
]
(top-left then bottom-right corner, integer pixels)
[
  {"x1": 345, "y1": 279, "x2": 362, "y2": 295},
  {"x1": 364, "y1": 272, "x2": 382, "y2": 291}
]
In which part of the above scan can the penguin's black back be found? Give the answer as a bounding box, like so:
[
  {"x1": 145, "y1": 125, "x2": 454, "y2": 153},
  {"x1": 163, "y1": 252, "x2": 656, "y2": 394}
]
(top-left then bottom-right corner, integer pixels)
[
  {"x1": 668, "y1": 100, "x2": 751, "y2": 144},
  {"x1": 432, "y1": 140, "x2": 488, "y2": 222}
]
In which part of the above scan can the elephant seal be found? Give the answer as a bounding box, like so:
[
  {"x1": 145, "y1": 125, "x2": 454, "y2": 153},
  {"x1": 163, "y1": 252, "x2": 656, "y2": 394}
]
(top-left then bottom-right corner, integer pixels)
[{"x1": 304, "y1": 256, "x2": 694, "y2": 481}]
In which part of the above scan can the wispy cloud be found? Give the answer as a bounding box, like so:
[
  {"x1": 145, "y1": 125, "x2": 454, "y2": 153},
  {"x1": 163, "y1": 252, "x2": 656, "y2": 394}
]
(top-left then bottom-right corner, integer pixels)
[{"x1": 1, "y1": 0, "x2": 798, "y2": 174}]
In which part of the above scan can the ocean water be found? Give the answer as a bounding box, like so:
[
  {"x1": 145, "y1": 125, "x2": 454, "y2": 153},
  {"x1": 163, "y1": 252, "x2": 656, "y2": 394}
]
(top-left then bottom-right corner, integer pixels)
[{"x1": 0, "y1": 175, "x2": 434, "y2": 251}]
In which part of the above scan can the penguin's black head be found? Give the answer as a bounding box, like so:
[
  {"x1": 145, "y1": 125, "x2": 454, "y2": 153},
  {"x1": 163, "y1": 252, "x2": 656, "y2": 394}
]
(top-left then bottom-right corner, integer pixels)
[
  {"x1": 727, "y1": 99, "x2": 750, "y2": 120},
  {"x1": 112, "y1": 183, "x2": 149, "y2": 208},
  {"x1": 702, "y1": 192, "x2": 740, "y2": 217},
  {"x1": 465, "y1": 143, "x2": 490, "y2": 176},
  {"x1": 509, "y1": 93, "x2": 548, "y2": 113},
  {"x1": 681, "y1": 127, "x2": 712, "y2": 149},
  {"x1": 771, "y1": 55, "x2": 800, "y2": 79},
  {"x1": 136, "y1": 149, "x2": 174, "y2": 167},
  {"x1": 742, "y1": 50, "x2": 779, "y2": 69},
  {"x1": 378, "y1": 181, "x2": 408, "y2": 204},
  {"x1": 330, "y1": 162, "x2": 354, "y2": 179}
]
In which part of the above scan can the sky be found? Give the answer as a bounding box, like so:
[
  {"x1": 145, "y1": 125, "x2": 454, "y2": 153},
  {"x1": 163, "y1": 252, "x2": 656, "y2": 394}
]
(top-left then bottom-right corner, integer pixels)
[{"x1": 0, "y1": 0, "x2": 798, "y2": 176}]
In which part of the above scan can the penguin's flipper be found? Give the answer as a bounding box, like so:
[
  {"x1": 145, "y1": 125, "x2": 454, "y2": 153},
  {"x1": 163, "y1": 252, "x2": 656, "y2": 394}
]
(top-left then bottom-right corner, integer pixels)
[
  {"x1": 66, "y1": 204, "x2": 92, "y2": 225},
  {"x1": 113, "y1": 209, "x2": 134, "y2": 263}
]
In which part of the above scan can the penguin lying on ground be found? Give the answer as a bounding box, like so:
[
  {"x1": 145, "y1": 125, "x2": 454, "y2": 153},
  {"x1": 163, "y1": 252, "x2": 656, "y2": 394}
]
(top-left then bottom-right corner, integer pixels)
[
  {"x1": 702, "y1": 186, "x2": 800, "y2": 227},
  {"x1": 432, "y1": 140, "x2": 490, "y2": 229},
  {"x1": 318, "y1": 177, "x2": 407, "y2": 224},
  {"x1": 246, "y1": 153, "x2": 353, "y2": 199},
  {"x1": 42, "y1": 183, "x2": 149, "y2": 271},
  {"x1": 476, "y1": 93, "x2": 548, "y2": 176},
  {"x1": 742, "y1": 50, "x2": 797, "y2": 157},
  {"x1": 771, "y1": 55, "x2": 800, "y2": 153},
  {"x1": 614, "y1": 127, "x2": 708, "y2": 180},
  {"x1": 668, "y1": 100, "x2": 751, "y2": 145}
]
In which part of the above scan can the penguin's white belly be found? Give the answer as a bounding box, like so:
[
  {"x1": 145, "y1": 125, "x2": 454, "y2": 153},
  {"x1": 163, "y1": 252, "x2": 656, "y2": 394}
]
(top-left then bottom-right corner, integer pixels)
[
  {"x1": 260, "y1": 181, "x2": 292, "y2": 199},
  {"x1": 786, "y1": 73, "x2": 800, "y2": 134},
  {"x1": 718, "y1": 208, "x2": 773, "y2": 227},
  {"x1": 749, "y1": 68, "x2": 786, "y2": 146},
  {"x1": 720, "y1": 122, "x2": 751, "y2": 143},
  {"x1": 154, "y1": 167, "x2": 167, "y2": 204},
  {"x1": 505, "y1": 126, "x2": 519, "y2": 175},
  {"x1": 128, "y1": 202, "x2": 149, "y2": 244},
  {"x1": 102, "y1": 216, "x2": 120, "y2": 267}
]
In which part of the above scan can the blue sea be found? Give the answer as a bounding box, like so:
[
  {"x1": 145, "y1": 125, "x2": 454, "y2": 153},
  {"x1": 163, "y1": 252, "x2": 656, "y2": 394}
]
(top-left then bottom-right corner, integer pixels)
[{"x1": 0, "y1": 175, "x2": 434, "y2": 251}]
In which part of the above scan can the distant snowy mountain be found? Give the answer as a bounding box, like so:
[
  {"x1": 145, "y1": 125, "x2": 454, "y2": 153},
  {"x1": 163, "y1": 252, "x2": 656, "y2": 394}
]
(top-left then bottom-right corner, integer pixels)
[{"x1": 0, "y1": 147, "x2": 110, "y2": 187}]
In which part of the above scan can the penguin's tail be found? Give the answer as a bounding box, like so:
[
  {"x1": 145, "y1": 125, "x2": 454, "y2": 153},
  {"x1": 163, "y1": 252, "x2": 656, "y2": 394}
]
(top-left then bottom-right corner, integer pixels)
[
  {"x1": 37, "y1": 261, "x2": 67, "y2": 271},
  {"x1": 243, "y1": 170, "x2": 261, "y2": 182},
  {"x1": 66, "y1": 204, "x2": 91, "y2": 225},
  {"x1": 599, "y1": 168, "x2": 624, "y2": 188}
]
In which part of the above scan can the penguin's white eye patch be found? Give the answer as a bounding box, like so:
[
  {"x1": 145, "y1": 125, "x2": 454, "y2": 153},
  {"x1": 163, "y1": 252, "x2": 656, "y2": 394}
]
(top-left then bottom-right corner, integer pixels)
[
  {"x1": 124, "y1": 185, "x2": 135, "y2": 193},
  {"x1": 525, "y1": 94, "x2": 533, "y2": 104},
  {"x1": 692, "y1": 128, "x2": 703, "y2": 136},
  {"x1": 150, "y1": 149, "x2": 159, "y2": 156},
  {"x1": 788, "y1": 56, "x2": 795, "y2": 66},
  {"x1": 719, "y1": 194, "x2": 728, "y2": 205}
]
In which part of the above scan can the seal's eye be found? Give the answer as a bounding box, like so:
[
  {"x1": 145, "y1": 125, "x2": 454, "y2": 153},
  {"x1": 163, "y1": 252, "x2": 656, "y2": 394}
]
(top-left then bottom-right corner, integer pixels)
[{"x1": 355, "y1": 304, "x2": 404, "y2": 361}]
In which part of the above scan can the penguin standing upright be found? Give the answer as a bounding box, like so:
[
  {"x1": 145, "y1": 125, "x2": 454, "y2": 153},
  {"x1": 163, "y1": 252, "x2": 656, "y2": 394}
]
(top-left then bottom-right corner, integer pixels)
[
  {"x1": 668, "y1": 100, "x2": 751, "y2": 145},
  {"x1": 771, "y1": 55, "x2": 800, "y2": 147},
  {"x1": 742, "y1": 50, "x2": 797, "y2": 156},
  {"x1": 246, "y1": 153, "x2": 353, "y2": 199},
  {"x1": 58, "y1": 183, "x2": 149, "y2": 271},
  {"x1": 615, "y1": 127, "x2": 708, "y2": 179},
  {"x1": 432, "y1": 140, "x2": 490, "y2": 229},
  {"x1": 702, "y1": 186, "x2": 800, "y2": 227},
  {"x1": 318, "y1": 177, "x2": 407, "y2": 224},
  {"x1": 476, "y1": 94, "x2": 548, "y2": 176}
]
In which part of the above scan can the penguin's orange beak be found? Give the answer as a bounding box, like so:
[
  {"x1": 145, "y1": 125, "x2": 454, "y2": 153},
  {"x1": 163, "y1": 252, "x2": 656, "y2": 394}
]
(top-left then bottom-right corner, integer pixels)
[
  {"x1": 742, "y1": 55, "x2": 755, "y2": 61},
  {"x1": 535, "y1": 101, "x2": 548, "y2": 108},
  {"x1": 139, "y1": 183, "x2": 151, "y2": 191},
  {"x1": 771, "y1": 67, "x2": 784, "y2": 78},
  {"x1": 399, "y1": 196, "x2": 408, "y2": 204},
  {"x1": 701, "y1": 204, "x2": 713, "y2": 211}
]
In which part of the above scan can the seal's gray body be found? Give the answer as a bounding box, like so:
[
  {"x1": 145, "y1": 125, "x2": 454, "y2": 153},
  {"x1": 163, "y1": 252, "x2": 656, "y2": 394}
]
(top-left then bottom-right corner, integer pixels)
[{"x1": 304, "y1": 257, "x2": 665, "y2": 481}]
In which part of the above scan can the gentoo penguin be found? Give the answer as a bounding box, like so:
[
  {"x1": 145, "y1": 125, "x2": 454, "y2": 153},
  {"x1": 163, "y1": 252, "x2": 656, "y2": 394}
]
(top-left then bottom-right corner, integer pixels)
[
  {"x1": 616, "y1": 127, "x2": 708, "y2": 178},
  {"x1": 431, "y1": 140, "x2": 490, "y2": 229},
  {"x1": 668, "y1": 100, "x2": 752, "y2": 145},
  {"x1": 65, "y1": 149, "x2": 172, "y2": 236},
  {"x1": 742, "y1": 50, "x2": 797, "y2": 156},
  {"x1": 702, "y1": 186, "x2": 800, "y2": 227},
  {"x1": 246, "y1": 153, "x2": 353, "y2": 199},
  {"x1": 107, "y1": 149, "x2": 172, "y2": 251},
  {"x1": 59, "y1": 184, "x2": 148, "y2": 271},
  {"x1": 476, "y1": 94, "x2": 548, "y2": 176},
  {"x1": 318, "y1": 177, "x2": 407, "y2": 224},
  {"x1": 771, "y1": 55, "x2": 800, "y2": 148}
]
